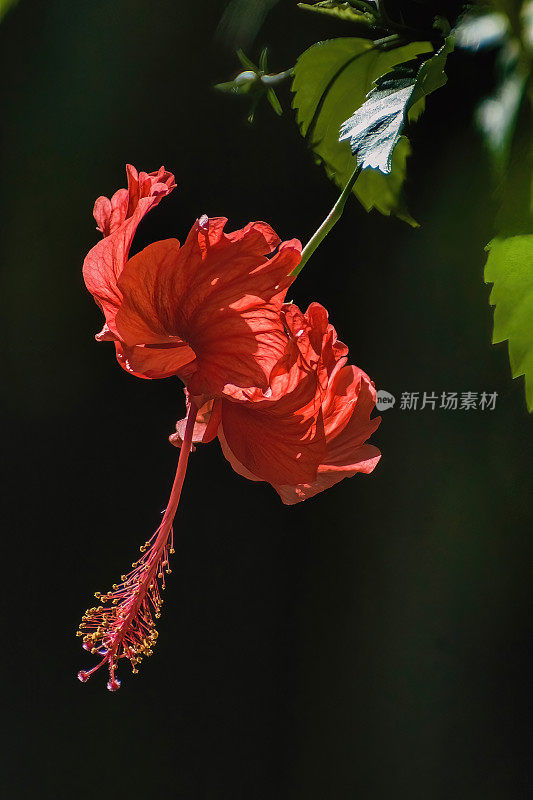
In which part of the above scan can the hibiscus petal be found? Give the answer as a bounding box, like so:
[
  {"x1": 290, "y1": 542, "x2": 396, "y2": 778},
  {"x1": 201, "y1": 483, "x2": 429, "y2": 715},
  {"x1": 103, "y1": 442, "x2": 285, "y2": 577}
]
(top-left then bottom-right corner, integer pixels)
[
  {"x1": 116, "y1": 239, "x2": 185, "y2": 345},
  {"x1": 226, "y1": 220, "x2": 281, "y2": 253},
  {"x1": 116, "y1": 341, "x2": 196, "y2": 380},
  {"x1": 116, "y1": 216, "x2": 301, "y2": 394},
  {"x1": 217, "y1": 427, "x2": 264, "y2": 484},
  {"x1": 321, "y1": 364, "x2": 379, "y2": 441},
  {"x1": 274, "y1": 444, "x2": 381, "y2": 505},
  {"x1": 330, "y1": 369, "x2": 381, "y2": 448},
  {"x1": 273, "y1": 368, "x2": 381, "y2": 504},
  {"x1": 83, "y1": 165, "x2": 176, "y2": 336},
  {"x1": 281, "y1": 302, "x2": 348, "y2": 391},
  {"x1": 219, "y1": 373, "x2": 326, "y2": 485}
]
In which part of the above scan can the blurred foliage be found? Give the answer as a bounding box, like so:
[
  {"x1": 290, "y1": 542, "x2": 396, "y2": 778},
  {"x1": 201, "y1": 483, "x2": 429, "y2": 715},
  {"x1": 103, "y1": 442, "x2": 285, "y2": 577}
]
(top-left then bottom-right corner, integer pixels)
[
  {"x1": 473, "y1": 0, "x2": 533, "y2": 410},
  {"x1": 0, "y1": 0, "x2": 16, "y2": 23},
  {"x1": 453, "y1": 6, "x2": 510, "y2": 50},
  {"x1": 216, "y1": 0, "x2": 281, "y2": 48},
  {"x1": 456, "y1": 2, "x2": 532, "y2": 169},
  {"x1": 485, "y1": 236, "x2": 533, "y2": 410}
]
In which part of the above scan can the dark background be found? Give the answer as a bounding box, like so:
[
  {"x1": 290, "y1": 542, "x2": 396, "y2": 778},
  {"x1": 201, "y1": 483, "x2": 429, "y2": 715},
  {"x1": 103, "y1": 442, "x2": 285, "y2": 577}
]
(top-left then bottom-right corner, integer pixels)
[{"x1": 1, "y1": 1, "x2": 532, "y2": 798}]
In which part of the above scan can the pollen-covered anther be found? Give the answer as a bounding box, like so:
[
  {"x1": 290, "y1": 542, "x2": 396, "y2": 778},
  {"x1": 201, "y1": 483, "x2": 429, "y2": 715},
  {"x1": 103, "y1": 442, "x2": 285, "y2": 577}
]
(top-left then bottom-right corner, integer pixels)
[{"x1": 77, "y1": 523, "x2": 179, "y2": 689}]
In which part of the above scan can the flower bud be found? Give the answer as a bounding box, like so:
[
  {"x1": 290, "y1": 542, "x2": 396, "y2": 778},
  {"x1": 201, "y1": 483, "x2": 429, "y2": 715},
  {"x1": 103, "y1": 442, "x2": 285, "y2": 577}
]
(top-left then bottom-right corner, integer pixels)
[{"x1": 234, "y1": 70, "x2": 257, "y2": 86}]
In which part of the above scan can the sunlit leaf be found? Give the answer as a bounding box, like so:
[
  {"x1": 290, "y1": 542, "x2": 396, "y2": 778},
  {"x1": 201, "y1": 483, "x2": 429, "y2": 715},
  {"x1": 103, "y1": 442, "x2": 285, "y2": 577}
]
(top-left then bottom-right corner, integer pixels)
[
  {"x1": 485, "y1": 235, "x2": 533, "y2": 411},
  {"x1": 339, "y1": 40, "x2": 452, "y2": 174},
  {"x1": 292, "y1": 37, "x2": 432, "y2": 222},
  {"x1": 339, "y1": 63, "x2": 419, "y2": 173}
]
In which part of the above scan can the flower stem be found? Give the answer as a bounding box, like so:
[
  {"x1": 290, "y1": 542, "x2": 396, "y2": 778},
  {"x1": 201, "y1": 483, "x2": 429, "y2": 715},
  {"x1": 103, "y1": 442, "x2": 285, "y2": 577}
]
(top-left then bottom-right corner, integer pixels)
[
  {"x1": 291, "y1": 163, "x2": 362, "y2": 277},
  {"x1": 162, "y1": 398, "x2": 199, "y2": 524},
  {"x1": 260, "y1": 69, "x2": 294, "y2": 86}
]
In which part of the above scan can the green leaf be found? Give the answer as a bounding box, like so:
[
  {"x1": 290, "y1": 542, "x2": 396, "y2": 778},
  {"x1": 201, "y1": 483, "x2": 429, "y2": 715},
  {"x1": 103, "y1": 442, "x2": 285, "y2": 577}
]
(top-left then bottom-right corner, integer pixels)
[
  {"x1": 485, "y1": 235, "x2": 533, "y2": 411},
  {"x1": 339, "y1": 61, "x2": 421, "y2": 173},
  {"x1": 291, "y1": 37, "x2": 433, "y2": 223},
  {"x1": 297, "y1": 1, "x2": 382, "y2": 31},
  {"x1": 267, "y1": 87, "x2": 283, "y2": 115},
  {"x1": 259, "y1": 47, "x2": 269, "y2": 72},
  {"x1": 214, "y1": 80, "x2": 246, "y2": 94},
  {"x1": 339, "y1": 40, "x2": 452, "y2": 174},
  {"x1": 236, "y1": 48, "x2": 258, "y2": 71}
]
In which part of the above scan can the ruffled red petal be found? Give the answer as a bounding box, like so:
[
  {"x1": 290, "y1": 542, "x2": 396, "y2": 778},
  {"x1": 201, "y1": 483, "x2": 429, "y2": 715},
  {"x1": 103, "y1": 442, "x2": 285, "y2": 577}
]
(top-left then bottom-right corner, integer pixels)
[
  {"x1": 115, "y1": 341, "x2": 196, "y2": 380},
  {"x1": 83, "y1": 165, "x2": 176, "y2": 336},
  {"x1": 274, "y1": 444, "x2": 381, "y2": 505},
  {"x1": 219, "y1": 372, "x2": 325, "y2": 486},
  {"x1": 114, "y1": 216, "x2": 301, "y2": 393},
  {"x1": 217, "y1": 305, "x2": 380, "y2": 503},
  {"x1": 273, "y1": 367, "x2": 381, "y2": 504}
]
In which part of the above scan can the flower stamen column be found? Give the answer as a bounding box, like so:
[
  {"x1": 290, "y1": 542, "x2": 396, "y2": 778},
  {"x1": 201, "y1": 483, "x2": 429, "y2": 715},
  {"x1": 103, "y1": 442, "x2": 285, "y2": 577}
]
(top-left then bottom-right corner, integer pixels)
[{"x1": 77, "y1": 400, "x2": 199, "y2": 690}]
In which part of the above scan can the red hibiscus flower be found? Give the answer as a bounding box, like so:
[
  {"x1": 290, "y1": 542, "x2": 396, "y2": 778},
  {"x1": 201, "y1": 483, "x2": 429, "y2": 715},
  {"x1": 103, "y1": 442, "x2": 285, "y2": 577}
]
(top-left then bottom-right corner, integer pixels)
[
  {"x1": 78, "y1": 166, "x2": 380, "y2": 692},
  {"x1": 83, "y1": 166, "x2": 301, "y2": 396},
  {"x1": 78, "y1": 166, "x2": 301, "y2": 689},
  {"x1": 170, "y1": 302, "x2": 382, "y2": 504}
]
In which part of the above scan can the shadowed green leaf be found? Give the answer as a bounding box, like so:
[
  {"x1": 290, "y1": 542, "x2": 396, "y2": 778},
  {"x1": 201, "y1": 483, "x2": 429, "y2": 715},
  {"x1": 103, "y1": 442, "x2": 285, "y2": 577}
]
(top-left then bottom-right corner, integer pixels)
[
  {"x1": 259, "y1": 46, "x2": 269, "y2": 72},
  {"x1": 292, "y1": 37, "x2": 433, "y2": 222},
  {"x1": 267, "y1": 87, "x2": 283, "y2": 114},
  {"x1": 237, "y1": 48, "x2": 258, "y2": 71},
  {"x1": 485, "y1": 235, "x2": 533, "y2": 411}
]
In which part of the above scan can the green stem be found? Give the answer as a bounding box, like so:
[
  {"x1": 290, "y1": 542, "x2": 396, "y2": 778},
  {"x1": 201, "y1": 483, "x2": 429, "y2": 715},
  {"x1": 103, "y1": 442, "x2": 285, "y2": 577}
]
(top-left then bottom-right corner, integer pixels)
[
  {"x1": 261, "y1": 69, "x2": 294, "y2": 86},
  {"x1": 291, "y1": 164, "x2": 362, "y2": 277}
]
